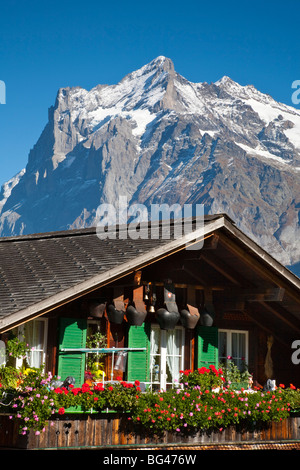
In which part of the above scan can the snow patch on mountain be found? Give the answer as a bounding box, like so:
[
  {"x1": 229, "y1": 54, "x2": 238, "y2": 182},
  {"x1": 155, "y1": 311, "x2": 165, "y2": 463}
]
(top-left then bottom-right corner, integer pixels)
[
  {"x1": 0, "y1": 169, "x2": 26, "y2": 214},
  {"x1": 0, "y1": 56, "x2": 299, "y2": 272}
]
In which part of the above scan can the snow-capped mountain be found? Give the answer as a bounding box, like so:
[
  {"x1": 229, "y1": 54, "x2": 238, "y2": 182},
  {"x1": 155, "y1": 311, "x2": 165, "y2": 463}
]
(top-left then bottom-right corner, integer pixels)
[{"x1": 1, "y1": 56, "x2": 300, "y2": 272}]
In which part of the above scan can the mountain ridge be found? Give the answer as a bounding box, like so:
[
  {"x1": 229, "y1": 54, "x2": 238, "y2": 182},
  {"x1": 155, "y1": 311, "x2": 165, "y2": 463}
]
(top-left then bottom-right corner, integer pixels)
[{"x1": 1, "y1": 56, "x2": 299, "y2": 272}]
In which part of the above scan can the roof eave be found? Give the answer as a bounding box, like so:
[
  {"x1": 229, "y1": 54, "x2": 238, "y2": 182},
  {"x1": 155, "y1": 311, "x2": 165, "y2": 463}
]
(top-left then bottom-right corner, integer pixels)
[
  {"x1": 1, "y1": 215, "x2": 299, "y2": 333},
  {"x1": 0, "y1": 216, "x2": 225, "y2": 332}
]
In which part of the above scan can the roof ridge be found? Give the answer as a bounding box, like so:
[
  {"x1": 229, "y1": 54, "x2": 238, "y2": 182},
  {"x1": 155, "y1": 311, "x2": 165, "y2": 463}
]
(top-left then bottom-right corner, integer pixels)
[{"x1": 0, "y1": 214, "x2": 229, "y2": 243}]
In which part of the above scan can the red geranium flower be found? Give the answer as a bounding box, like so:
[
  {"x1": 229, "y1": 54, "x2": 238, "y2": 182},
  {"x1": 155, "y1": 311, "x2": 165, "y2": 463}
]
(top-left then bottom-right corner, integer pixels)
[
  {"x1": 94, "y1": 383, "x2": 104, "y2": 391},
  {"x1": 82, "y1": 383, "x2": 90, "y2": 393}
]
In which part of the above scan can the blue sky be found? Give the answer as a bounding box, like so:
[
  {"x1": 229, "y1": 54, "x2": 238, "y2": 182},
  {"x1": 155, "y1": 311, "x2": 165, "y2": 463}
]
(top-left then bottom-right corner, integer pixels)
[{"x1": 0, "y1": 0, "x2": 299, "y2": 186}]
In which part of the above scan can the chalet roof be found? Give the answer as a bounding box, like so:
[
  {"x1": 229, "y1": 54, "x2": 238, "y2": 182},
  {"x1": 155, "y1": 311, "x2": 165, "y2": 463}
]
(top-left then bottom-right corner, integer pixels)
[{"x1": 0, "y1": 214, "x2": 299, "y2": 333}]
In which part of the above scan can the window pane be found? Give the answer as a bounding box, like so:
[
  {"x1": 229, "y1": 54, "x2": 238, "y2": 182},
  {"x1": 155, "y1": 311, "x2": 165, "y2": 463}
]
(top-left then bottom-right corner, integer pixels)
[
  {"x1": 231, "y1": 332, "x2": 246, "y2": 368},
  {"x1": 0, "y1": 340, "x2": 6, "y2": 366},
  {"x1": 232, "y1": 333, "x2": 238, "y2": 359},
  {"x1": 174, "y1": 329, "x2": 181, "y2": 354},
  {"x1": 237, "y1": 333, "x2": 246, "y2": 369},
  {"x1": 219, "y1": 330, "x2": 247, "y2": 370},
  {"x1": 150, "y1": 328, "x2": 161, "y2": 390},
  {"x1": 166, "y1": 329, "x2": 183, "y2": 387},
  {"x1": 150, "y1": 327, "x2": 184, "y2": 390},
  {"x1": 25, "y1": 320, "x2": 45, "y2": 369}
]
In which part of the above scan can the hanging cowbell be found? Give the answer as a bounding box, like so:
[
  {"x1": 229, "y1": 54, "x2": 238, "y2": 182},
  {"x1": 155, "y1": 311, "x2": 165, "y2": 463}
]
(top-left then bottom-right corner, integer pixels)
[
  {"x1": 107, "y1": 302, "x2": 125, "y2": 324},
  {"x1": 106, "y1": 288, "x2": 125, "y2": 324},
  {"x1": 148, "y1": 286, "x2": 157, "y2": 313},
  {"x1": 144, "y1": 283, "x2": 150, "y2": 301},
  {"x1": 199, "y1": 289, "x2": 215, "y2": 327},
  {"x1": 180, "y1": 304, "x2": 200, "y2": 329},
  {"x1": 199, "y1": 304, "x2": 215, "y2": 327},
  {"x1": 88, "y1": 300, "x2": 106, "y2": 319},
  {"x1": 126, "y1": 304, "x2": 147, "y2": 325},
  {"x1": 156, "y1": 308, "x2": 180, "y2": 330},
  {"x1": 126, "y1": 286, "x2": 147, "y2": 326},
  {"x1": 156, "y1": 283, "x2": 180, "y2": 330},
  {"x1": 179, "y1": 287, "x2": 200, "y2": 329}
]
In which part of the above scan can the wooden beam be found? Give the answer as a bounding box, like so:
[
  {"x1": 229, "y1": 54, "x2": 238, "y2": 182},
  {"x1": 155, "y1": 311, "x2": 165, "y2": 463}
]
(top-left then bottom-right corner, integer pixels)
[
  {"x1": 259, "y1": 301, "x2": 300, "y2": 334},
  {"x1": 218, "y1": 230, "x2": 300, "y2": 304},
  {"x1": 203, "y1": 233, "x2": 219, "y2": 250},
  {"x1": 225, "y1": 287, "x2": 285, "y2": 302},
  {"x1": 245, "y1": 304, "x2": 292, "y2": 348},
  {"x1": 182, "y1": 265, "x2": 209, "y2": 287},
  {"x1": 201, "y1": 252, "x2": 244, "y2": 286},
  {"x1": 222, "y1": 300, "x2": 246, "y2": 311}
]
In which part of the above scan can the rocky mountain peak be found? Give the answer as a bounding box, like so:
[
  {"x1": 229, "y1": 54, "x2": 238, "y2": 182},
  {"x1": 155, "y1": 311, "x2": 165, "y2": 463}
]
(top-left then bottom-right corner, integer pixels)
[{"x1": 0, "y1": 57, "x2": 299, "y2": 274}]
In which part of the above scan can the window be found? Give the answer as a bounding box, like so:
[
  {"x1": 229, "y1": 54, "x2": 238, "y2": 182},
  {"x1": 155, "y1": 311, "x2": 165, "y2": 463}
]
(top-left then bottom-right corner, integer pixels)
[
  {"x1": 17, "y1": 319, "x2": 48, "y2": 369},
  {"x1": 85, "y1": 320, "x2": 106, "y2": 382},
  {"x1": 218, "y1": 329, "x2": 248, "y2": 370},
  {"x1": 150, "y1": 326, "x2": 184, "y2": 390}
]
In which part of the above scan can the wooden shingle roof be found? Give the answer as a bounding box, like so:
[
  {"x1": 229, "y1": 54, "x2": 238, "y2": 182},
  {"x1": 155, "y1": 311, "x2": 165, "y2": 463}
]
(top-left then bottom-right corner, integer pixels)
[{"x1": 0, "y1": 214, "x2": 299, "y2": 333}]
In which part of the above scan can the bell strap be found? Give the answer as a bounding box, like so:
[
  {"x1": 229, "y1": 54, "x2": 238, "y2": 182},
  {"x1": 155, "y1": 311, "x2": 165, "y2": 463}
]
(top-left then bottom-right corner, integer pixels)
[
  {"x1": 164, "y1": 282, "x2": 178, "y2": 313},
  {"x1": 113, "y1": 286, "x2": 125, "y2": 311},
  {"x1": 186, "y1": 286, "x2": 200, "y2": 317},
  {"x1": 132, "y1": 285, "x2": 147, "y2": 312}
]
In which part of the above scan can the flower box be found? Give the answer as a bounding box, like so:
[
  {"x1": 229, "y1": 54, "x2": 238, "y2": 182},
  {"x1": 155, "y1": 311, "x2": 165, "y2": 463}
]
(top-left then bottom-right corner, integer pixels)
[{"x1": 229, "y1": 382, "x2": 249, "y2": 391}]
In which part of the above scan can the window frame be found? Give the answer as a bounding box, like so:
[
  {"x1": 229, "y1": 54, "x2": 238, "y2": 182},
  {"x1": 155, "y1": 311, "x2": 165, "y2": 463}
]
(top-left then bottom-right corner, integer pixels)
[
  {"x1": 16, "y1": 318, "x2": 48, "y2": 370},
  {"x1": 149, "y1": 325, "x2": 185, "y2": 391},
  {"x1": 218, "y1": 328, "x2": 249, "y2": 368}
]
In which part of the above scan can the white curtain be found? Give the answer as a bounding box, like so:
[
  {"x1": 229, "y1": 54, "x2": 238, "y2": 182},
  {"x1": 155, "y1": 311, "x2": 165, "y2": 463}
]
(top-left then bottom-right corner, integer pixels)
[
  {"x1": 0, "y1": 340, "x2": 6, "y2": 366},
  {"x1": 166, "y1": 330, "x2": 181, "y2": 385},
  {"x1": 25, "y1": 320, "x2": 45, "y2": 368},
  {"x1": 150, "y1": 328, "x2": 160, "y2": 382}
]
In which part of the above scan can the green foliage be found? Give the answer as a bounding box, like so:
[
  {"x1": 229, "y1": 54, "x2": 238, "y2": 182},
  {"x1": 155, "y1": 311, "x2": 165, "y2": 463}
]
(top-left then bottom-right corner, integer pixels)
[
  {"x1": 0, "y1": 370, "x2": 142, "y2": 435},
  {"x1": 179, "y1": 365, "x2": 225, "y2": 390},
  {"x1": 85, "y1": 331, "x2": 106, "y2": 371},
  {"x1": 0, "y1": 366, "x2": 299, "y2": 437},
  {"x1": 0, "y1": 366, "x2": 21, "y2": 388},
  {"x1": 6, "y1": 335, "x2": 30, "y2": 360},
  {"x1": 130, "y1": 386, "x2": 296, "y2": 435},
  {"x1": 220, "y1": 358, "x2": 251, "y2": 386}
]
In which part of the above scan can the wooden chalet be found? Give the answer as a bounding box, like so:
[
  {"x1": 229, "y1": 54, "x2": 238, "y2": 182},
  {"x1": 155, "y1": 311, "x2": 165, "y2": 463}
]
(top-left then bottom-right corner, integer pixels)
[{"x1": 0, "y1": 214, "x2": 299, "y2": 449}]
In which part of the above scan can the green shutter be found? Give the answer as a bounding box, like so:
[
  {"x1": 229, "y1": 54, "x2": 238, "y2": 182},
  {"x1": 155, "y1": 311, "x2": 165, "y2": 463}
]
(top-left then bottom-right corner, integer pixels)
[
  {"x1": 127, "y1": 323, "x2": 150, "y2": 383},
  {"x1": 197, "y1": 326, "x2": 218, "y2": 368},
  {"x1": 57, "y1": 317, "x2": 87, "y2": 387}
]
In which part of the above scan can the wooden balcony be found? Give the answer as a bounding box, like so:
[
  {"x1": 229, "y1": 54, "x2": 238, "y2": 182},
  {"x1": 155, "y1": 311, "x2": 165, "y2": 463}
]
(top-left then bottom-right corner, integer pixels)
[{"x1": 0, "y1": 412, "x2": 299, "y2": 450}]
